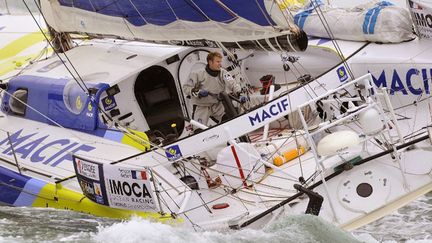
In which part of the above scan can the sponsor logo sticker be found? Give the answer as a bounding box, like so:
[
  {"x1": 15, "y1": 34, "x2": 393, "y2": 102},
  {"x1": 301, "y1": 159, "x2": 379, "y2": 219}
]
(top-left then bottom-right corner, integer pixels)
[
  {"x1": 337, "y1": 66, "x2": 348, "y2": 82},
  {"x1": 165, "y1": 145, "x2": 182, "y2": 161}
]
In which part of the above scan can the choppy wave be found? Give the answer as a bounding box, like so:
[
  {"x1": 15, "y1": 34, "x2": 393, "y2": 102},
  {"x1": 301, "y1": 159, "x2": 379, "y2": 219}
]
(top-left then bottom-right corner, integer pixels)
[
  {"x1": 0, "y1": 193, "x2": 431, "y2": 243},
  {"x1": 354, "y1": 192, "x2": 432, "y2": 242},
  {"x1": 0, "y1": 206, "x2": 359, "y2": 243},
  {"x1": 93, "y1": 214, "x2": 359, "y2": 243},
  {"x1": 0, "y1": 207, "x2": 114, "y2": 243}
]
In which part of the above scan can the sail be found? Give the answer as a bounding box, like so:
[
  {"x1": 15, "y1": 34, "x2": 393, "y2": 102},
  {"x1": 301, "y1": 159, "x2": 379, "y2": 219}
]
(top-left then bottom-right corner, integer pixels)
[
  {"x1": 293, "y1": 1, "x2": 415, "y2": 43},
  {"x1": 41, "y1": 0, "x2": 300, "y2": 42}
]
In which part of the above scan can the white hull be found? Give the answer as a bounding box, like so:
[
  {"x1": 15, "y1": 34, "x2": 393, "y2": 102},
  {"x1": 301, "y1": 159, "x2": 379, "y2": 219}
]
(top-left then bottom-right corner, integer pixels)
[{"x1": 1, "y1": 14, "x2": 432, "y2": 231}]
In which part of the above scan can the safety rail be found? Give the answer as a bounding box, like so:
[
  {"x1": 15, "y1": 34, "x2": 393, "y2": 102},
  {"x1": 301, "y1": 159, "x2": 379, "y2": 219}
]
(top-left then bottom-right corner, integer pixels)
[
  {"x1": 296, "y1": 74, "x2": 394, "y2": 161},
  {"x1": 294, "y1": 73, "x2": 408, "y2": 223}
]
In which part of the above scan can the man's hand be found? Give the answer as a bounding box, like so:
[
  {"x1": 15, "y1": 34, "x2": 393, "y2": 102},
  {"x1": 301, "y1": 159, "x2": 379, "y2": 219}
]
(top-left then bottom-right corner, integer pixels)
[
  {"x1": 198, "y1": 90, "x2": 209, "y2": 98},
  {"x1": 192, "y1": 88, "x2": 209, "y2": 98},
  {"x1": 239, "y1": 95, "x2": 248, "y2": 103}
]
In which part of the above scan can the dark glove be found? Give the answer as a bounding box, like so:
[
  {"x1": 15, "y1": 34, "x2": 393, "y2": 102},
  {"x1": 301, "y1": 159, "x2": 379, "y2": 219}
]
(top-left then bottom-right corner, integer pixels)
[
  {"x1": 191, "y1": 88, "x2": 208, "y2": 98},
  {"x1": 191, "y1": 89, "x2": 208, "y2": 98},
  {"x1": 239, "y1": 95, "x2": 248, "y2": 103},
  {"x1": 198, "y1": 89, "x2": 209, "y2": 98}
]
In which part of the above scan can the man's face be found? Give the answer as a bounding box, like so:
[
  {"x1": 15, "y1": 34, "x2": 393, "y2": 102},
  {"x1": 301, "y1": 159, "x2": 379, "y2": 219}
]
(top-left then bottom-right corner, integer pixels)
[{"x1": 208, "y1": 56, "x2": 222, "y2": 71}]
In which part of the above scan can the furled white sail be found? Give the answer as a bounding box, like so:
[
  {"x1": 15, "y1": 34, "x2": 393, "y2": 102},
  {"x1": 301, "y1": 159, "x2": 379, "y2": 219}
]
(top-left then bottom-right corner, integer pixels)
[
  {"x1": 40, "y1": 0, "x2": 300, "y2": 42},
  {"x1": 294, "y1": 1, "x2": 415, "y2": 43}
]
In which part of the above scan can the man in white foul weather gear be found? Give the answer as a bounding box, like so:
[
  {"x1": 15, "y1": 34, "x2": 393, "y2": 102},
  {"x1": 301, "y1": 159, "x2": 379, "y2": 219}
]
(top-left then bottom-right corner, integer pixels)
[{"x1": 183, "y1": 51, "x2": 247, "y2": 130}]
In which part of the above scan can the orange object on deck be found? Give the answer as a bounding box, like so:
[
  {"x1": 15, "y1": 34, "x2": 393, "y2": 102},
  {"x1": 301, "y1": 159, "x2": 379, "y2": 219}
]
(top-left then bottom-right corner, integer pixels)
[{"x1": 273, "y1": 146, "x2": 305, "y2": 166}]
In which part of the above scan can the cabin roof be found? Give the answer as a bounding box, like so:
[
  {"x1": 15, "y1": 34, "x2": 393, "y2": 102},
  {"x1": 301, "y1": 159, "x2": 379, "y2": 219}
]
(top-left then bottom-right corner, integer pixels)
[{"x1": 22, "y1": 39, "x2": 188, "y2": 86}]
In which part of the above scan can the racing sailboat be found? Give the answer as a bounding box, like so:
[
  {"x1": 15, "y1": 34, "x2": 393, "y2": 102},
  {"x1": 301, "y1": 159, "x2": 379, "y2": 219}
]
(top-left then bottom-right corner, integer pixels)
[{"x1": 0, "y1": 0, "x2": 432, "y2": 231}]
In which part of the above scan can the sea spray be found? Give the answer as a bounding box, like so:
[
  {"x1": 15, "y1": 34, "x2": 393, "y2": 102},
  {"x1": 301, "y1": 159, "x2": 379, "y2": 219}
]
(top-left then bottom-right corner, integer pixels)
[
  {"x1": 0, "y1": 198, "x2": 430, "y2": 243},
  {"x1": 93, "y1": 214, "x2": 360, "y2": 243}
]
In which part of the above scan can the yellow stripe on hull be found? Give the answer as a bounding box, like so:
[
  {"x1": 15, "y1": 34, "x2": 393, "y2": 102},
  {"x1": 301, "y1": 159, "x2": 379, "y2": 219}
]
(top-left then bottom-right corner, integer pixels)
[
  {"x1": 121, "y1": 129, "x2": 151, "y2": 151},
  {"x1": 0, "y1": 32, "x2": 46, "y2": 61},
  {"x1": 32, "y1": 183, "x2": 182, "y2": 224},
  {"x1": 0, "y1": 55, "x2": 36, "y2": 76},
  {"x1": 0, "y1": 31, "x2": 51, "y2": 77}
]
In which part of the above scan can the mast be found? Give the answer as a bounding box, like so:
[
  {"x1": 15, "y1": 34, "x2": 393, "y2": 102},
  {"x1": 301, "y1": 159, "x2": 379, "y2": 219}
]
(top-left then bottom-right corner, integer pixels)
[
  {"x1": 48, "y1": 26, "x2": 72, "y2": 53},
  {"x1": 34, "y1": 0, "x2": 72, "y2": 53}
]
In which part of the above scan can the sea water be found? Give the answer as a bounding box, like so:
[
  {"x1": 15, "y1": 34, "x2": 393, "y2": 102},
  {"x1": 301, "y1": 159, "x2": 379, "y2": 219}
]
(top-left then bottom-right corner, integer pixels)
[{"x1": 0, "y1": 192, "x2": 430, "y2": 243}]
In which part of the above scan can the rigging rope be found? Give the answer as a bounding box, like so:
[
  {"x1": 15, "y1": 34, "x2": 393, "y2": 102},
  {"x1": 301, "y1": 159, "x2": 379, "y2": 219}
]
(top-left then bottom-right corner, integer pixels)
[
  {"x1": 309, "y1": 0, "x2": 355, "y2": 80},
  {"x1": 24, "y1": 0, "x2": 89, "y2": 95}
]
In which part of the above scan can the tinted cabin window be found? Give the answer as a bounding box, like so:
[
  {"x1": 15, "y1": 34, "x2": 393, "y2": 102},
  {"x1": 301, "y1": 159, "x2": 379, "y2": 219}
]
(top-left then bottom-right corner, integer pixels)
[{"x1": 9, "y1": 89, "x2": 28, "y2": 116}]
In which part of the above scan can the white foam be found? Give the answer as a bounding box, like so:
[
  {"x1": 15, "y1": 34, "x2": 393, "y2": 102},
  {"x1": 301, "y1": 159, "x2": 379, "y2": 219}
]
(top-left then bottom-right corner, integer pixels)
[
  {"x1": 0, "y1": 218, "x2": 12, "y2": 224},
  {"x1": 57, "y1": 232, "x2": 93, "y2": 242},
  {"x1": 0, "y1": 235, "x2": 24, "y2": 243},
  {"x1": 353, "y1": 233, "x2": 397, "y2": 243},
  {"x1": 93, "y1": 215, "x2": 360, "y2": 243}
]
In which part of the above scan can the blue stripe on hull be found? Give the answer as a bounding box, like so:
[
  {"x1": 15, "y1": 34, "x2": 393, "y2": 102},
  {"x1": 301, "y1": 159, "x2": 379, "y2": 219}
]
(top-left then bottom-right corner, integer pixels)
[
  {"x1": 0, "y1": 166, "x2": 32, "y2": 205},
  {"x1": 14, "y1": 178, "x2": 46, "y2": 206}
]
